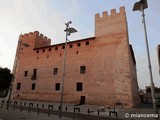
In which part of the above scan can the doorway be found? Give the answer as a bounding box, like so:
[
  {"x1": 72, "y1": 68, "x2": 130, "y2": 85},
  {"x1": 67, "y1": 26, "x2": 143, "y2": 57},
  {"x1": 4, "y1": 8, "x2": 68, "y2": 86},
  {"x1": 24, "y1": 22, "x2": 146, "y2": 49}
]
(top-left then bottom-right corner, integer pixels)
[{"x1": 80, "y1": 96, "x2": 85, "y2": 105}]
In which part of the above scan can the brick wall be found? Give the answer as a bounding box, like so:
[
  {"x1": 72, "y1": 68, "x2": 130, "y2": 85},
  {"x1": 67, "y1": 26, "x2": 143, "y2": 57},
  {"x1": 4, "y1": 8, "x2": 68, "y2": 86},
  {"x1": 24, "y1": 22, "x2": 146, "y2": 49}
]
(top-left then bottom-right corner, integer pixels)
[{"x1": 12, "y1": 6, "x2": 139, "y2": 107}]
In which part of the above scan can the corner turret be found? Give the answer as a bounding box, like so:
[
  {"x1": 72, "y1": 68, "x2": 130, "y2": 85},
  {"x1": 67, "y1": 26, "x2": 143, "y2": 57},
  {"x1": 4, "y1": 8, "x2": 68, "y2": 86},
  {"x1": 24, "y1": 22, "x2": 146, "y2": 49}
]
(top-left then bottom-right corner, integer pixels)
[{"x1": 19, "y1": 31, "x2": 51, "y2": 49}]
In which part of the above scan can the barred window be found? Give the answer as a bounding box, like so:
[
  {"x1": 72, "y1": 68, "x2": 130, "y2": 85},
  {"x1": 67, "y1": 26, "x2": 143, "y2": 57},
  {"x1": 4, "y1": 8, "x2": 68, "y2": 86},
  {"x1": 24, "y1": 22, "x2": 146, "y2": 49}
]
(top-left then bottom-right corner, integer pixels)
[
  {"x1": 80, "y1": 66, "x2": 86, "y2": 74},
  {"x1": 53, "y1": 68, "x2": 58, "y2": 75}
]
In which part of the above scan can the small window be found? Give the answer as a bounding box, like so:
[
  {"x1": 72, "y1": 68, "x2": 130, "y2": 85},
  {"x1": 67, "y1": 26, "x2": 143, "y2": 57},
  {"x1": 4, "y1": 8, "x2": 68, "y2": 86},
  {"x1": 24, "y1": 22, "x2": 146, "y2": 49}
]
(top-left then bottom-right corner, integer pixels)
[
  {"x1": 53, "y1": 68, "x2": 58, "y2": 75},
  {"x1": 37, "y1": 57, "x2": 39, "y2": 60},
  {"x1": 76, "y1": 51, "x2": 79, "y2": 54},
  {"x1": 31, "y1": 69, "x2": 37, "y2": 80},
  {"x1": 55, "y1": 47, "x2": 58, "y2": 50},
  {"x1": 47, "y1": 55, "x2": 49, "y2": 58},
  {"x1": 60, "y1": 53, "x2": 61, "y2": 57},
  {"x1": 62, "y1": 45, "x2": 65, "y2": 49},
  {"x1": 55, "y1": 83, "x2": 60, "y2": 91},
  {"x1": 77, "y1": 43, "x2": 81, "y2": 47},
  {"x1": 36, "y1": 50, "x2": 39, "y2": 53},
  {"x1": 49, "y1": 48, "x2": 51, "y2": 51},
  {"x1": 69, "y1": 44, "x2": 73, "y2": 48},
  {"x1": 17, "y1": 83, "x2": 21, "y2": 90},
  {"x1": 42, "y1": 49, "x2": 45, "y2": 52},
  {"x1": 86, "y1": 41, "x2": 89, "y2": 45},
  {"x1": 80, "y1": 66, "x2": 86, "y2": 74},
  {"x1": 24, "y1": 71, "x2": 28, "y2": 77},
  {"x1": 31, "y1": 83, "x2": 36, "y2": 90},
  {"x1": 76, "y1": 82, "x2": 83, "y2": 91}
]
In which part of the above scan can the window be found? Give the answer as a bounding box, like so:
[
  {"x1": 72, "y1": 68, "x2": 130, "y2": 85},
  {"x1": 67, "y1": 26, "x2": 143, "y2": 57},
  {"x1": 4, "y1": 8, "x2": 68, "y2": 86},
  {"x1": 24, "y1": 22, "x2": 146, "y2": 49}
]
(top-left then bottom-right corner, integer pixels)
[
  {"x1": 55, "y1": 47, "x2": 58, "y2": 50},
  {"x1": 49, "y1": 48, "x2": 51, "y2": 51},
  {"x1": 77, "y1": 43, "x2": 81, "y2": 47},
  {"x1": 86, "y1": 41, "x2": 89, "y2": 45},
  {"x1": 80, "y1": 66, "x2": 86, "y2": 74},
  {"x1": 17, "y1": 83, "x2": 21, "y2": 90},
  {"x1": 53, "y1": 68, "x2": 58, "y2": 75},
  {"x1": 42, "y1": 49, "x2": 45, "y2": 52},
  {"x1": 76, "y1": 82, "x2": 83, "y2": 91},
  {"x1": 47, "y1": 55, "x2": 49, "y2": 58},
  {"x1": 31, "y1": 69, "x2": 37, "y2": 80},
  {"x1": 31, "y1": 83, "x2": 36, "y2": 90},
  {"x1": 24, "y1": 71, "x2": 28, "y2": 77},
  {"x1": 69, "y1": 44, "x2": 73, "y2": 48},
  {"x1": 62, "y1": 45, "x2": 65, "y2": 49},
  {"x1": 55, "y1": 83, "x2": 60, "y2": 91},
  {"x1": 76, "y1": 51, "x2": 79, "y2": 54},
  {"x1": 36, "y1": 50, "x2": 39, "y2": 53}
]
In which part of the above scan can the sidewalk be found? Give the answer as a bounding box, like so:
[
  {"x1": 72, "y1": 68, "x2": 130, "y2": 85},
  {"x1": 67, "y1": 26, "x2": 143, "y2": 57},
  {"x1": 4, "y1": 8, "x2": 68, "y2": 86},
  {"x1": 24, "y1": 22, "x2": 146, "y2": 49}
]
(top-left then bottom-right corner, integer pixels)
[
  {"x1": 0, "y1": 98, "x2": 121, "y2": 117},
  {"x1": 1, "y1": 98, "x2": 158, "y2": 120}
]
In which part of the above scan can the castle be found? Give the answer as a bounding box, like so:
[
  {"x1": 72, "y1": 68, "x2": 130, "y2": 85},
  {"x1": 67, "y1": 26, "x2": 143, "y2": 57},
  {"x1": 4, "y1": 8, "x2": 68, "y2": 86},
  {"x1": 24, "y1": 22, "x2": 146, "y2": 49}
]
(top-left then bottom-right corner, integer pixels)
[{"x1": 12, "y1": 6, "x2": 139, "y2": 107}]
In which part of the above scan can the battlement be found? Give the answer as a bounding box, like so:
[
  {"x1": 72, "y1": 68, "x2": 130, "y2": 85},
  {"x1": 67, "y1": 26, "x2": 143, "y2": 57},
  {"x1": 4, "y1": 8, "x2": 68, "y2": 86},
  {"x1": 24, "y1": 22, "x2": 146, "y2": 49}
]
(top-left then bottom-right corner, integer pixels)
[
  {"x1": 95, "y1": 6, "x2": 125, "y2": 20},
  {"x1": 19, "y1": 31, "x2": 51, "y2": 49},
  {"x1": 38, "y1": 33, "x2": 51, "y2": 44},
  {"x1": 35, "y1": 31, "x2": 51, "y2": 48},
  {"x1": 19, "y1": 31, "x2": 39, "y2": 38},
  {"x1": 95, "y1": 6, "x2": 127, "y2": 37},
  {"x1": 19, "y1": 31, "x2": 51, "y2": 42}
]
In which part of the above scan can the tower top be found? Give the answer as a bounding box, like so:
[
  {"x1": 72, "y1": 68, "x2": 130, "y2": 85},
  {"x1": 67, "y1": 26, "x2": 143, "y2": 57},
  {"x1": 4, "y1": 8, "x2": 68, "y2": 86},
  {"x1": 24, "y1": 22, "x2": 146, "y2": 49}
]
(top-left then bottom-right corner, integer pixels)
[
  {"x1": 95, "y1": 6, "x2": 127, "y2": 37},
  {"x1": 19, "y1": 31, "x2": 51, "y2": 49},
  {"x1": 95, "y1": 6, "x2": 125, "y2": 20}
]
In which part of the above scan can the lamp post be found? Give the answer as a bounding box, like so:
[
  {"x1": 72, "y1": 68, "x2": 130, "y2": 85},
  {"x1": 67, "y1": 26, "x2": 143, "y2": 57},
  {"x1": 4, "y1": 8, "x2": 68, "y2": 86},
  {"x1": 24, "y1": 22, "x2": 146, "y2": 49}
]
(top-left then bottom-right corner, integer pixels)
[
  {"x1": 6, "y1": 40, "x2": 30, "y2": 109},
  {"x1": 59, "y1": 21, "x2": 77, "y2": 118},
  {"x1": 157, "y1": 45, "x2": 160, "y2": 74},
  {"x1": 133, "y1": 0, "x2": 158, "y2": 115}
]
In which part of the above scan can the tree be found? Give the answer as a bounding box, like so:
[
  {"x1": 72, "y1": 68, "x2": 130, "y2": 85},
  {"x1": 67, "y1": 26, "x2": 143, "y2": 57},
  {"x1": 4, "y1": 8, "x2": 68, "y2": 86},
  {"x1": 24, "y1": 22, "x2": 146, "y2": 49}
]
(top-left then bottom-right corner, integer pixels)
[{"x1": 0, "y1": 67, "x2": 14, "y2": 90}]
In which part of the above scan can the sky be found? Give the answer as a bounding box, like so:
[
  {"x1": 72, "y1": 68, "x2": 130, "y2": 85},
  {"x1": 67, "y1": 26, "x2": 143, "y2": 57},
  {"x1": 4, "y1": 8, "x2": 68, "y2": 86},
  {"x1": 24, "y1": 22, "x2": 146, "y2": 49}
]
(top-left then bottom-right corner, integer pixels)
[{"x1": 0, "y1": 0, "x2": 160, "y2": 89}]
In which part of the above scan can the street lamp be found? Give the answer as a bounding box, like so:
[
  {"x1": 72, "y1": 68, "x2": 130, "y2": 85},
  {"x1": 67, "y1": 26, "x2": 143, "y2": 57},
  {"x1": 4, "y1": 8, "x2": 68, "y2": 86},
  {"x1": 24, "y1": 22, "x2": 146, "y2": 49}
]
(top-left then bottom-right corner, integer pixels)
[
  {"x1": 6, "y1": 40, "x2": 30, "y2": 109},
  {"x1": 59, "y1": 21, "x2": 77, "y2": 118},
  {"x1": 133, "y1": 0, "x2": 158, "y2": 115},
  {"x1": 157, "y1": 45, "x2": 160, "y2": 74}
]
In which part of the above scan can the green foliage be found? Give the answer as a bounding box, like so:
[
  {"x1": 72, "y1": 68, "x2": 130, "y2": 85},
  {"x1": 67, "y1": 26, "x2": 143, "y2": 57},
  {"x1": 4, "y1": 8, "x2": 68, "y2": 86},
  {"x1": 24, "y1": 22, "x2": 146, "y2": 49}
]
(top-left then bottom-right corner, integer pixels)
[{"x1": 0, "y1": 67, "x2": 14, "y2": 90}]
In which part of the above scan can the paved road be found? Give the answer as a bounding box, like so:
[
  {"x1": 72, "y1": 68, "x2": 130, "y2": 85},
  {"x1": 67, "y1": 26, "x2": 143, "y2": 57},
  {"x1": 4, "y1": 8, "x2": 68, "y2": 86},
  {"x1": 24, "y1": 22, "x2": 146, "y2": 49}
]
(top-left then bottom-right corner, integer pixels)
[{"x1": 0, "y1": 107, "x2": 73, "y2": 120}]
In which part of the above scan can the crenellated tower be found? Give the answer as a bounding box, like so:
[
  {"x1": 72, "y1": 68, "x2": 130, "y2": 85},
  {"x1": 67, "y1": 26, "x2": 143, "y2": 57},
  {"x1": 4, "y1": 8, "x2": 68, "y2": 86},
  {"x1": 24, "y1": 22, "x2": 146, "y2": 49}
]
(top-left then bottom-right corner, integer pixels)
[
  {"x1": 12, "y1": 31, "x2": 51, "y2": 89},
  {"x1": 19, "y1": 31, "x2": 51, "y2": 50},
  {"x1": 95, "y1": 6, "x2": 127, "y2": 37}
]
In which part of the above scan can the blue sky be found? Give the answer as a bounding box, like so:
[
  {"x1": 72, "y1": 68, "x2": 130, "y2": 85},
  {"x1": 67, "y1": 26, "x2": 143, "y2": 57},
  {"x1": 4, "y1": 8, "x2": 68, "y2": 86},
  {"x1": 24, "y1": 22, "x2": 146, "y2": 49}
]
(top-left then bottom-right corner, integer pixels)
[{"x1": 0, "y1": 0, "x2": 160, "y2": 89}]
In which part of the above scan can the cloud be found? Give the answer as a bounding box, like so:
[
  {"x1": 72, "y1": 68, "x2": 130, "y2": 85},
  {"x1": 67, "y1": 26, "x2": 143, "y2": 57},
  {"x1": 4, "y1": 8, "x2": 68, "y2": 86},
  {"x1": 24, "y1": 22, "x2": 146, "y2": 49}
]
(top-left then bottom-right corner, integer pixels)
[{"x1": 0, "y1": 0, "x2": 85, "y2": 69}]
